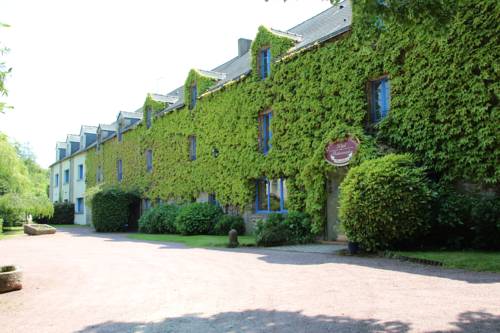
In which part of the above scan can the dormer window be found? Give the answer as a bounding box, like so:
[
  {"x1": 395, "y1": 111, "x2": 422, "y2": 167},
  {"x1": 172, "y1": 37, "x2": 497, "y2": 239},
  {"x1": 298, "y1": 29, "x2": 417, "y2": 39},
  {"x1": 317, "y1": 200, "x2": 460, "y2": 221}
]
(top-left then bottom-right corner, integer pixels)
[
  {"x1": 117, "y1": 122, "x2": 123, "y2": 142},
  {"x1": 189, "y1": 84, "x2": 197, "y2": 110},
  {"x1": 260, "y1": 48, "x2": 271, "y2": 80},
  {"x1": 146, "y1": 106, "x2": 152, "y2": 129}
]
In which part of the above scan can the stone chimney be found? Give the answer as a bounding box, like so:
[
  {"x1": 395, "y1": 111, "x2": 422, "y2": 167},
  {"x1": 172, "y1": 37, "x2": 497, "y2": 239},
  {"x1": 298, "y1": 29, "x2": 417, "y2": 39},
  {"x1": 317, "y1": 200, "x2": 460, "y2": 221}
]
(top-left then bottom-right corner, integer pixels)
[{"x1": 238, "y1": 38, "x2": 252, "y2": 56}]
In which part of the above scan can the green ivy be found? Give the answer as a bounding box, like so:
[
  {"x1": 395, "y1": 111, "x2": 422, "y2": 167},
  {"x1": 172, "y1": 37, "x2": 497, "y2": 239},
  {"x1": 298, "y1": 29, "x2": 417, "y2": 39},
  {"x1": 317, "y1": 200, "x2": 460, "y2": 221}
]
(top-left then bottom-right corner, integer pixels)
[
  {"x1": 86, "y1": 1, "x2": 498, "y2": 232},
  {"x1": 184, "y1": 69, "x2": 218, "y2": 107}
]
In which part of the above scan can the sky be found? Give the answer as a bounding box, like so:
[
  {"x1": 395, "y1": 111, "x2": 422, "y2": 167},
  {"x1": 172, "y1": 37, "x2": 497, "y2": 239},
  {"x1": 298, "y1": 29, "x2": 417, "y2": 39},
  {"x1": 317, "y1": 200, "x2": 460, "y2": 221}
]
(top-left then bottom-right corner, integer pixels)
[{"x1": 0, "y1": 0, "x2": 332, "y2": 168}]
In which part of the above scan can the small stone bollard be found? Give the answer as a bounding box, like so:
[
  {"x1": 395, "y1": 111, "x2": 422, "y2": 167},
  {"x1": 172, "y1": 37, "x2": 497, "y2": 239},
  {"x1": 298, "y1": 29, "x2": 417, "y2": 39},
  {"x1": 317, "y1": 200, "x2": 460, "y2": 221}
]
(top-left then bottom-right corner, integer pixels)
[{"x1": 228, "y1": 229, "x2": 239, "y2": 248}]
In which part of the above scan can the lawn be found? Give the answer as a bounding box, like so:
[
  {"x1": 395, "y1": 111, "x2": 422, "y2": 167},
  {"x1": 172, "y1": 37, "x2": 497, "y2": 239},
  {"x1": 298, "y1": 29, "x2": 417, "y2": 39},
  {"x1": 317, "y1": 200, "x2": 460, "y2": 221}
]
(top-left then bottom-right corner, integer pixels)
[
  {"x1": 393, "y1": 251, "x2": 500, "y2": 273},
  {"x1": 128, "y1": 233, "x2": 256, "y2": 248},
  {"x1": 0, "y1": 228, "x2": 24, "y2": 240}
]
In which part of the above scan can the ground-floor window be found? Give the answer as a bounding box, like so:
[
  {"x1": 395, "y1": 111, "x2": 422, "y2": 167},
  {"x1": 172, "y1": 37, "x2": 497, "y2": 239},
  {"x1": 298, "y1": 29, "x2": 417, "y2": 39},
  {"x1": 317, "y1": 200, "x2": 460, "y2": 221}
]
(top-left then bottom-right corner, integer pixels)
[
  {"x1": 255, "y1": 178, "x2": 288, "y2": 213},
  {"x1": 142, "y1": 198, "x2": 151, "y2": 213},
  {"x1": 76, "y1": 198, "x2": 84, "y2": 214}
]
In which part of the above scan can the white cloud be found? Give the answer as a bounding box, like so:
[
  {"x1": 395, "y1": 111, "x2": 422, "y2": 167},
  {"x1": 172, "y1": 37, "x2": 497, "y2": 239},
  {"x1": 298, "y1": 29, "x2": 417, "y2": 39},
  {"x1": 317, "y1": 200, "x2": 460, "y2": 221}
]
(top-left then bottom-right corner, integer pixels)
[{"x1": 0, "y1": 0, "x2": 332, "y2": 167}]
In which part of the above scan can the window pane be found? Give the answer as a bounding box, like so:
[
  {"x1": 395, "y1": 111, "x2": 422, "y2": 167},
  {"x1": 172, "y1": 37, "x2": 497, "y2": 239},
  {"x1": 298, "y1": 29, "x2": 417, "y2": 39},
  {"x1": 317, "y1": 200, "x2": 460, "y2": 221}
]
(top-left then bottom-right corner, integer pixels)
[
  {"x1": 257, "y1": 179, "x2": 268, "y2": 211},
  {"x1": 282, "y1": 179, "x2": 288, "y2": 211},
  {"x1": 269, "y1": 179, "x2": 281, "y2": 211}
]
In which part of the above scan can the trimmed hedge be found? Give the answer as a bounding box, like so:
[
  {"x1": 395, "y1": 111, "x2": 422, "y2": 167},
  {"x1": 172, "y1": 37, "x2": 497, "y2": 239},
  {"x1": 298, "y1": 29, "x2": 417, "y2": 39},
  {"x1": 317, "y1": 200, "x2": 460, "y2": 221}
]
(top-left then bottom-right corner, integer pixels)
[
  {"x1": 339, "y1": 154, "x2": 433, "y2": 252},
  {"x1": 91, "y1": 188, "x2": 139, "y2": 232},
  {"x1": 255, "y1": 212, "x2": 315, "y2": 247},
  {"x1": 138, "y1": 204, "x2": 179, "y2": 234},
  {"x1": 175, "y1": 203, "x2": 223, "y2": 235},
  {"x1": 213, "y1": 215, "x2": 245, "y2": 236},
  {"x1": 50, "y1": 202, "x2": 74, "y2": 225}
]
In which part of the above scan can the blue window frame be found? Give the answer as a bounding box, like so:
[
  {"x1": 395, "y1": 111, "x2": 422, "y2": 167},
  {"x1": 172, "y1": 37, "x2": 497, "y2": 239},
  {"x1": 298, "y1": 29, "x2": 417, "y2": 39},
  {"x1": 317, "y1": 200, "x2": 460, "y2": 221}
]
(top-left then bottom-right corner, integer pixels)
[
  {"x1": 55, "y1": 174, "x2": 59, "y2": 187},
  {"x1": 78, "y1": 164, "x2": 84, "y2": 180},
  {"x1": 146, "y1": 106, "x2": 152, "y2": 129},
  {"x1": 117, "y1": 159, "x2": 123, "y2": 181},
  {"x1": 259, "y1": 111, "x2": 272, "y2": 155},
  {"x1": 260, "y1": 48, "x2": 271, "y2": 80},
  {"x1": 370, "y1": 77, "x2": 390, "y2": 123},
  {"x1": 189, "y1": 84, "x2": 197, "y2": 110},
  {"x1": 255, "y1": 178, "x2": 288, "y2": 213},
  {"x1": 64, "y1": 169, "x2": 69, "y2": 184},
  {"x1": 76, "y1": 197, "x2": 84, "y2": 214},
  {"x1": 189, "y1": 136, "x2": 197, "y2": 161},
  {"x1": 146, "y1": 149, "x2": 153, "y2": 172}
]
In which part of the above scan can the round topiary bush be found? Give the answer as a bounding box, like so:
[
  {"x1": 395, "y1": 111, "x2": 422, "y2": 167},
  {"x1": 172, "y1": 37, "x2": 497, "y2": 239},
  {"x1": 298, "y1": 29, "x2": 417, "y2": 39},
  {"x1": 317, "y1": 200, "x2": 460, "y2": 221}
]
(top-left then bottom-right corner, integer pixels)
[
  {"x1": 175, "y1": 203, "x2": 223, "y2": 235},
  {"x1": 138, "y1": 204, "x2": 179, "y2": 234},
  {"x1": 339, "y1": 154, "x2": 432, "y2": 251},
  {"x1": 213, "y1": 214, "x2": 245, "y2": 235},
  {"x1": 91, "y1": 188, "x2": 138, "y2": 232}
]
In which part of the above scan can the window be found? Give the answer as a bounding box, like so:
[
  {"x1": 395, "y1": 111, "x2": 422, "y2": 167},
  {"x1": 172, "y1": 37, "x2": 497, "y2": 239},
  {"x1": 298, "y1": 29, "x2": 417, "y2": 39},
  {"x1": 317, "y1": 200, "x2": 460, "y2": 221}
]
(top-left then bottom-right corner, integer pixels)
[
  {"x1": 146, "y1": 149, "x2": 153, "y2": 172},
  {"x1": 369, "y1": 77, "x2": 390, "y2": 123},
  {"x1": 76, "y1": 198, "x2": 84, "y2": 214},
  {"x1": 78, "y1": 164, "x2": 84, "y2": 181},
  {"x1": 96, "y1": 133, "x2": 101, "y2": 151},
  {"x1": 96, "y1": 166, "x2": 103, "y2": 183},
  {"x1": 188, "y1": 136, "x2": 197, "y2": 161},
  {"x1": 260, "y1": 48, "x2": 271, "y2": 79},
  {"x1": 146, "y1": 106, "x2": 152, "y2": 129},
  {"x1": 64, "y1": 169, "x2": 69, "y2": 184},
  {"x1": 143, "y1": 198, "x2": 151, "y2": 212},
  {"x1": 117, "y1": 122, "x2": 123, "y2": 142},
  {"x1": 259, "y1": 111, "x2": 272, "y2": 155},
  {"x1": 208, "y1": 193, "x2": 218, "y2": 206},
  {"x1": 189, "y1": 84, "x2": 197, "y2": 110},
  {"x1": 55, "y1": 174, "x2": 59, "y2": 187},
  {"x1": 255, "y1": 178, "x2": 288, "y2": 213},
  {"x1": 117, "y1": 159, "x2": 123, "y2": 181}
]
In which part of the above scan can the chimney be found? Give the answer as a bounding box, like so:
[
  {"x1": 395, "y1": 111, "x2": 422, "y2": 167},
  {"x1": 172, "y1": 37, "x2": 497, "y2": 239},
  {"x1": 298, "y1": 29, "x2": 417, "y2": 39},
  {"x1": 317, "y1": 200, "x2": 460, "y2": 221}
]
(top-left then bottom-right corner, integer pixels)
[{"x1": 238, "y1": 38, "x2": 252, "y2": 56}]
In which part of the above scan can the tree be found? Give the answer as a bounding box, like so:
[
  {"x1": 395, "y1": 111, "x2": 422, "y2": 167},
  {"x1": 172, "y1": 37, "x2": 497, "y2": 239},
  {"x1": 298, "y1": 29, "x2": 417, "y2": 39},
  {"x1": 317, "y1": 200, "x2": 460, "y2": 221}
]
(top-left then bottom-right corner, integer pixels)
[{"x1": 0, "y1": 22, "x2": 11, "y2": 113}]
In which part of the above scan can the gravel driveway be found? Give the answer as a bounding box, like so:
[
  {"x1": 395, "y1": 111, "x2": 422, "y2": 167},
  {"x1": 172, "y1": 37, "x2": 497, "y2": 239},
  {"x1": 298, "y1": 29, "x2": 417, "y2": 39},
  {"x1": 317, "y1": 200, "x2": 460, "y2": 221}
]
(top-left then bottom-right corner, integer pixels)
[{"x1": 0, "y1": 227, "x2": 499, "y2": 333}]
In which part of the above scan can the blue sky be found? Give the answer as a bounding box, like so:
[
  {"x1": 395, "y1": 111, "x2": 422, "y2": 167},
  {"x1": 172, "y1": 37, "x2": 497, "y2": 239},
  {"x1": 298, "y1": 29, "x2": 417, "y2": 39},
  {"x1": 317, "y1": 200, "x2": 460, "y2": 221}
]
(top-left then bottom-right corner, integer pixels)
[{"x1": 0, "y1": 0, "x2": 332, "y2": 167}]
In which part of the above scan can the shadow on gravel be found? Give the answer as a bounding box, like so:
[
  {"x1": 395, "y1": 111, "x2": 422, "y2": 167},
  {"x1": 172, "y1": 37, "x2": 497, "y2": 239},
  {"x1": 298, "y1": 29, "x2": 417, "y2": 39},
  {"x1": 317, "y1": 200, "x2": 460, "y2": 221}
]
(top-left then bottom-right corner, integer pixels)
[
  {"x1": 75, "y1": 309, "x2": 412, "y2": 333},
  {"x1": 59, "y1": 227, "x2": 500, "y2": 285}
]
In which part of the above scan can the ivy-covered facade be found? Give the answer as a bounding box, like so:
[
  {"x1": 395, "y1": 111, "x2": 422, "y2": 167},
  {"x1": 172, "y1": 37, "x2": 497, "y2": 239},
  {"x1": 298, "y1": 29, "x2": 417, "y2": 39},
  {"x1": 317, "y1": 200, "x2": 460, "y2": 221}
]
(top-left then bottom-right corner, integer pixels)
[{"x1": 49, "y1": 1, "x2": 498, "y2": 236}]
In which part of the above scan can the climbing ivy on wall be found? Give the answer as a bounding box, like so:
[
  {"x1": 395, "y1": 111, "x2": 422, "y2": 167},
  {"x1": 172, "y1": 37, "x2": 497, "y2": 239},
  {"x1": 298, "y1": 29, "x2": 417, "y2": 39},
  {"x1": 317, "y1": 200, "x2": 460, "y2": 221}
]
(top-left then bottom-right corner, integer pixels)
[
  {"x1": 184, "y1": 69, "x2": 218, "y2": 107},
  {"x1": 250, "y1": 26, "x2": 295, "y2": 80},
  {"x1": 86, "y1": 1, "x2": 499, "y2": 232},
  {"x1": 143, "y1": 94, "x2": 166, "y2": 120}
]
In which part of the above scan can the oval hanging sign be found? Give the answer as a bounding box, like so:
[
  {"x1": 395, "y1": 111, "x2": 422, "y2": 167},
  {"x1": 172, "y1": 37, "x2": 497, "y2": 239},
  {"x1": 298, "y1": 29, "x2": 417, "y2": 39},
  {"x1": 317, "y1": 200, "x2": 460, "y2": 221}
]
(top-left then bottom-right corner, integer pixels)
[{"x1": 325, "y1": 137, "x2": 359, "y2": 167}]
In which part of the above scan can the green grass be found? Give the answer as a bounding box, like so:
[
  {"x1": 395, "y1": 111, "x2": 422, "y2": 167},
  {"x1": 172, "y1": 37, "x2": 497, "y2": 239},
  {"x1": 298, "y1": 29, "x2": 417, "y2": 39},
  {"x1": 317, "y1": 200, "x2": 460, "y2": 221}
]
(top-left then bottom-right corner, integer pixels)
[
  {"x1": 2, "y1": 226, "x2": 23, "y2": 232},
  {"x1": 393, "y1": 251, "x2": 500, "y2": 273},
  {"x1": 0, "y1": 229, "x2": 24, "y2": 240},
  {"x1": 128, "y1": 233, "x2": 256, "y2": 248}
]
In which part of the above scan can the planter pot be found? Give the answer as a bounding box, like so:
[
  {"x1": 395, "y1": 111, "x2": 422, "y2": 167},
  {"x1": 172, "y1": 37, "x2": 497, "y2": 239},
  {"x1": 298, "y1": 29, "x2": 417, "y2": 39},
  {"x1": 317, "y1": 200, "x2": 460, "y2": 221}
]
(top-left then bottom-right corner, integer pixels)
[
  {"x1": 347, "y1": 241, "x2": 359, "y2": 255},
  {"x1": 24, "y1": 224, "x2": 56, "y2": 236},
  {"x1": 0, "y1": 266, "x2": 22, "y2": 293}
]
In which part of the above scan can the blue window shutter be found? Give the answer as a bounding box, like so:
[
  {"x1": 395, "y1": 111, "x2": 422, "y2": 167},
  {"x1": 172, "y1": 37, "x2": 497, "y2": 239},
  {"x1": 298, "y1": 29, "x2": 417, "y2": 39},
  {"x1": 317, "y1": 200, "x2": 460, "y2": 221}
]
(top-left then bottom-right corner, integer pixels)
[
  {"x1": 260, "y1": 50, "x2": 266, "y2": 79},
  {"x1": 268, "y1": 113, "x2": 272, "y2": 150},
  {"x1": 279, "y1": 178, "x2": 284, "y2": 211},
  {"x1": 266, "y1": 179, "x2": 271, "y2": 211},
  {"x1": 266, "y1": 49, "x2": 271, "y2": 77},
  {"x1": 263, "y1": 115, "x2": 268, "y2": 154}
]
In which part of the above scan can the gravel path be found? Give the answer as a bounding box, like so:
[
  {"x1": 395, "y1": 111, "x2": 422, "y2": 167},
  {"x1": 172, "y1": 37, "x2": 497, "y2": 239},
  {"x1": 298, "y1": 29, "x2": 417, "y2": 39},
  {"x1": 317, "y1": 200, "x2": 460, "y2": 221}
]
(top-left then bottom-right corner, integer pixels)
[{"x1": 0, "y1": 227, "x2": 499, "y2": 333}]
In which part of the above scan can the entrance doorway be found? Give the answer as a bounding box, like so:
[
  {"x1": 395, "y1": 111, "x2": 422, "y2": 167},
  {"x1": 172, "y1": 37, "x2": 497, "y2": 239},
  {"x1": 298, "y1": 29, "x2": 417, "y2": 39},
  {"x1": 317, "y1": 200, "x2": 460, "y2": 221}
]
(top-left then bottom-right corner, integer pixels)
[
  {"x1": 325, "y1": 168, "x2": 347, "y2": 241},
  {"x1": 127, "y1": 198, "x2": 141, "y2": 232}
]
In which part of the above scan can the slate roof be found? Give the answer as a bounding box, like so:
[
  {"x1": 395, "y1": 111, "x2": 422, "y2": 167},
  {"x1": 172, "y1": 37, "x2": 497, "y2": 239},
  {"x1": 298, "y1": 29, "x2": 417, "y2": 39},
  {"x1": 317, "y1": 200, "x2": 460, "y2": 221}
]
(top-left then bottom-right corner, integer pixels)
[
  {"x1": 98, "y1": 123, "x2": 116, "y2": 132},
  {"x1": 119, "y1": 110, "x2": 143, "y2": 119},
  {"x1": 66, "y1": 134, "x2": 80, "y2": 142},
  {"x1": 80, "y1": 125, "x2": 98, "y2": 134}
]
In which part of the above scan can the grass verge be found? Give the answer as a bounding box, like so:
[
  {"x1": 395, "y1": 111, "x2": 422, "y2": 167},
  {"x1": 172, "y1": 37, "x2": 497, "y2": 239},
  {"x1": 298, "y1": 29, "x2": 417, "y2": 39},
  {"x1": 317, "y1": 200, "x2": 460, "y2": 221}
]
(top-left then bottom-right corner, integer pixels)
[
  {"x1": 0, "y1": 229, "x2": 24, "y2": 240},
  {"x1": 391, "y1": 251, "x2": 500, "y2": 273},
  {"x1": 127, "y1": 233, "x2": 256, "y2": 248}
]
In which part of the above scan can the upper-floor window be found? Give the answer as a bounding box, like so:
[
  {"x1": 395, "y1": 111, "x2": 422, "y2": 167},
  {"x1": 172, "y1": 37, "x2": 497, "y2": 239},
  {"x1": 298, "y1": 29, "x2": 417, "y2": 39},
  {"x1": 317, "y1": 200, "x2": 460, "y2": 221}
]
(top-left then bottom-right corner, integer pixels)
[
  {"x1": 146, "y1": 149, "x2": 153, "y2": 172},
  {"x1": 55, "y1": 174, "x2": 59, "y2": 187},
  {"x1": 117, "y1": 159, "x2": 123, "y2": 182},
  {"x1": 64, "y1": 169, "x2": 70, "y2": 184},
  {"x1": 260, "y1": 48, "x2": 271, "y2": 80},
  {"x1": 76, "y1": 197, "x2": 84, "y2": 214},
  {"x1": 78, "y1": 164, "x2": 84, "y2": 181},
  {"x1": 96, "y1": 133, "x2": 101, "y2": 151},
  {"x1": 146, "y1": 106, "x2": 152, "y2": 129},
  {"x1": 96, "y1": 165, "x2": 103, "y2": 183},
  {"x1": 258, "y1": 111, "x2": 272, "y2": 155},
  {"x1": 189, "y1": 84, "x2": 197, "y2": 110},
  {"x1": 117, "y1": 123, "x2": 123, "y2": 142},
  {"x1": 188, "y1": 136, "x2": 197, "y2": 161},
  {"x1": 256, "y1": 178, "x2": 288, "y2": 213},
  {"x1": 369, "y1": 76, "x2": 390, "y2": 123}
]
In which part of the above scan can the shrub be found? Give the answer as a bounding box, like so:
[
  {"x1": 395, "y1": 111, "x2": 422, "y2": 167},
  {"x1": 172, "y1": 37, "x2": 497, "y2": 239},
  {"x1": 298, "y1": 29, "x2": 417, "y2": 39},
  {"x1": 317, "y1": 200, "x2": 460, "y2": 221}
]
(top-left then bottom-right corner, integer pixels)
[
  {"x1": 283, "y1": 211, "x2": 315, "y2": 244},
  {"x1": 43, "y1": 202, "x2": 74, "y2": 225},
  {"x1": 255, "y1": 213, "x2": 289, "y2": 246},
  {"x1": 339, "y1": 154, "x2": 432, "y2": 252},
  {"x1": 471, "y1": 196, "x2": 500, "y2": 250},
  {"x1": 175, "y1": 203, "x2": 223, "y2": 235},
  {"x1": 213, "y1": 214, "x2": 246, "y2": 235},
  {"x1": 0, "y1": 218, "x2": 3, "y2": 233},
  {"x1": 91, "y1": 188, "x2": 139, "y2": 232},
  {"x1": 139, "y1": 204, "x2": 179, "y2": 234}
]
